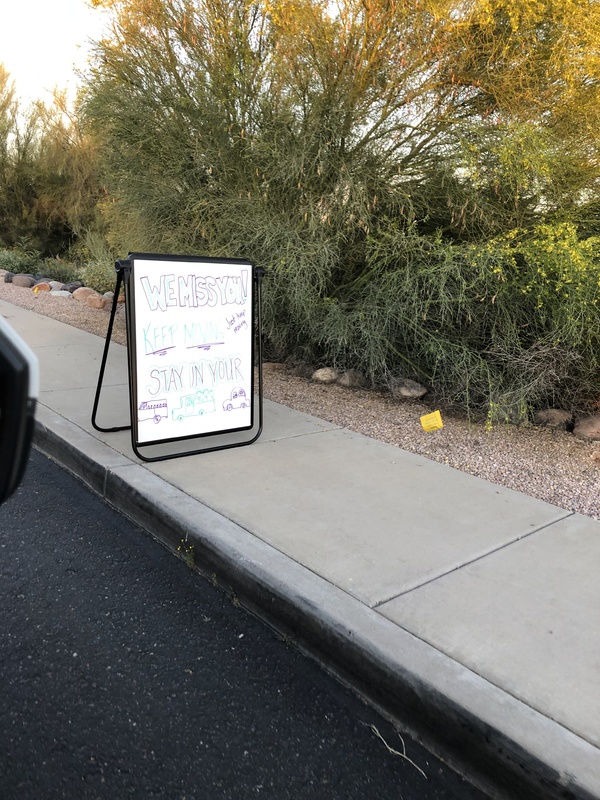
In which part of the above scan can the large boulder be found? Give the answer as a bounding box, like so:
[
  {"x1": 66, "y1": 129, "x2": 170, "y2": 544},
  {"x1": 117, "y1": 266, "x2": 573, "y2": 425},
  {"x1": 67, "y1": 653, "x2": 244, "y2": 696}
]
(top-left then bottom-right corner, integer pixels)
[
  {"x1": 390, "y1": 377, "x2": 428, "y2": 400},
  {"x1": 62, "y1": 280, "x2": 84, "y2": 293},
  {"x1": 86, "y1": 293, "x2": 108, "y2": 309},
  {"x1": 3, "y1": 271, "x2": 14, "y2": 283},
  {"x1": 337, "y1": 369, "x2": 366, "y2": 389},
  {"x1": 573, "y1": 415, "x2": 600, "y2": 441},
  {"x1": 533, "y1": 409, "x2": 573, "y2": 429},
  {"x1": 12, "y1": 274, "x2": 35, "y2": 288},
  {"x1": 312, "y1": 367, "x2": 339, "y2": 384},
  {"x1": 33, "y1": 282, "x2": 51, "y2": 292},
  {"x1": 289, "y1": 362, "x2": 315, "y2": 379},
  {"x1": 73, "y1": 286, "x2": 98, "y2": 302}
]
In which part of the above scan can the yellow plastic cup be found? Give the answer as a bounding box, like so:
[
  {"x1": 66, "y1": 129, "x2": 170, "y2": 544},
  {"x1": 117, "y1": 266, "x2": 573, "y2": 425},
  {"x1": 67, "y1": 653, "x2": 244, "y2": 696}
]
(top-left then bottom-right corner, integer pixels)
[{"x1": 420, "y1": 410, "x2": 444, "y2": 431}]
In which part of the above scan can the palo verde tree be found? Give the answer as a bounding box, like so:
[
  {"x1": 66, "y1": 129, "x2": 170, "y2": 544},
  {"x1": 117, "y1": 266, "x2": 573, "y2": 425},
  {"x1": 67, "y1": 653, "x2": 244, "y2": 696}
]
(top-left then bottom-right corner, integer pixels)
[
  {"x1": 0, "y1": 65, "x2": 14, "y2": 245},
  {"x1": 0, "y1": 66, "x2": 41, "y2": 249},
  {"x1": 32, "y1": 92, "x2": 104, "y2": 255},
  {"x1": 82, "y1": 0, "x2": 600, "y2": 414},
  {"x1": 0, "y1": 67, "x2": 102, "y2": 256}
]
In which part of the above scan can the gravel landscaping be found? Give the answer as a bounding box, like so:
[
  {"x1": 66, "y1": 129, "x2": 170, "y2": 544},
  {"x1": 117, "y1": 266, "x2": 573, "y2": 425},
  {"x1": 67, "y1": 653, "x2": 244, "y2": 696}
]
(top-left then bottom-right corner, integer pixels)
[{"x1": 2, "y1": 280, "x2": 600, "y2": 520}]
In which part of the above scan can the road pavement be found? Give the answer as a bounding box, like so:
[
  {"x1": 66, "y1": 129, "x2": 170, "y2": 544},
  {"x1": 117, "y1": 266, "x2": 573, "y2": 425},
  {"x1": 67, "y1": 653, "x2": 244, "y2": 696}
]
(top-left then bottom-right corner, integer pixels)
[{"x1": 0, "y1": 450, "x2": 489, "y2": 800}]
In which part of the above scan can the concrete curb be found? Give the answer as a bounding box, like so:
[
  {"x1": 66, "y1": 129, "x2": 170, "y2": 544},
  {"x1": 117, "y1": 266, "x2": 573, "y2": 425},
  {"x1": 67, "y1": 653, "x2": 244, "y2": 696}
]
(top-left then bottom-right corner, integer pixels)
[{"x1": 34, "y1": 403, "x2": 600, "y2": 800}]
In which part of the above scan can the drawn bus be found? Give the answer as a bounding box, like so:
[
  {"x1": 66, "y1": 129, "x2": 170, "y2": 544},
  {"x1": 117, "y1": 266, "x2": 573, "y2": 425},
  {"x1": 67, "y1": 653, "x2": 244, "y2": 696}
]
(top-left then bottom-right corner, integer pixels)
[
  {"x1": 171, "y1": 390, "x2": 216, "y2": 421},
  {"x1": 138, "y1": 398, "x2": 168, "y2": 424}
]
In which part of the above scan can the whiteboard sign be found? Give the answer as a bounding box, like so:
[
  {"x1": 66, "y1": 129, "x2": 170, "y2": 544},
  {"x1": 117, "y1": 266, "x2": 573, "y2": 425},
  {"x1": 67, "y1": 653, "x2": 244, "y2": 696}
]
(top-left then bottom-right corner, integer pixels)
[{"x1": 127, "y1": 255, "x2": 255, "y2": 446}]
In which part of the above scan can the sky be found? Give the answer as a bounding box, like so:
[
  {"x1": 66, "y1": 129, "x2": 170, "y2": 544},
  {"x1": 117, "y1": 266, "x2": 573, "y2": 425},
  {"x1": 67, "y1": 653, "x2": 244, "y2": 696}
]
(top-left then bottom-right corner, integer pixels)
[{"x1": 0, "y1": 0, "x2": 109, "y2": 105}]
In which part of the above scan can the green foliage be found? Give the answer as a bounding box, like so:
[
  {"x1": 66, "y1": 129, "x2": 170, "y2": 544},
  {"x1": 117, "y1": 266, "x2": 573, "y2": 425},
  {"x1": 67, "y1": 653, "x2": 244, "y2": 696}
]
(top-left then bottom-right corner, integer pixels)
[
  {"x1": 0, "y1": 248, "x2": 33, "y2": 271},
  {"x1": 0, "y1": 70, "x2": 103, "y2": 256},
  {"x1": 76, "y1": 230, "x2": 116, "y2": 293},
  {"x1": 177, "y1": 537, "x2": 195, "y2": 570},
  {"x1": 75, "y1": 0, "x2": 600, "y2": 416},
  {"x1": 0, "y1": 245, "x2": 82, "y2": 284},
  {"x1": 275, "y1": 222, "x2": 600, "y2": 416},
  {"x1": 37, "y1": 258, "x2": 82, "y2": 284},
  {"x1": 2, "y1": 1, "x2": 600, "y2": 416},
  {"x1": 79, "y1": 260, "x2": 114, "y2": 294}
]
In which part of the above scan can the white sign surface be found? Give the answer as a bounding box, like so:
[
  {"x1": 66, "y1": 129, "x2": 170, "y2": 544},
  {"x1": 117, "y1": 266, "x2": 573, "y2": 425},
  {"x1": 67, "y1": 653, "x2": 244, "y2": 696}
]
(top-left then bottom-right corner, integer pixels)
[{"x1": 130, "y1": 257, "x2": 254, "y2": 445}]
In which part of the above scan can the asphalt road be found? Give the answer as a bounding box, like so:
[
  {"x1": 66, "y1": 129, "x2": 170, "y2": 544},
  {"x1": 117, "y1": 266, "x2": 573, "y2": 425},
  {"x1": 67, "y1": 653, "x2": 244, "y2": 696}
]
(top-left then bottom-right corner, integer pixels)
[{"x1": 0, "y1": 449, "x2": 490, "y2": 800}]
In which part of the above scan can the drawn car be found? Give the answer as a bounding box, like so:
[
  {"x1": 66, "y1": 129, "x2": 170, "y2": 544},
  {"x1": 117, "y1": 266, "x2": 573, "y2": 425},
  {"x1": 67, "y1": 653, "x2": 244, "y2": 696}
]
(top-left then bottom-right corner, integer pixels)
[
  {"x1": 222, "y1": 387, "x2": 248, "y2": 411},
  {"x1": 138, "y1": 398, "x2": 168, "y2": 424},
  {"x1": 172, "y1": 390, "x2": 216, "y2": 421}
]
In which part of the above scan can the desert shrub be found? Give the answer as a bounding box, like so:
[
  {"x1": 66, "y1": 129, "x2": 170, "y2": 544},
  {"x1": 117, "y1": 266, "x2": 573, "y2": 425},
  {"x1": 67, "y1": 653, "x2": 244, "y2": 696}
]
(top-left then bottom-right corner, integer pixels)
[
  {"x1": 37, "y1": 258, "x2": 81, "y2": 284},
  {"x1": 0, "y1": 247, "x2": 82, "y2": 283},
  {"x1": 260, "y1": 222, "x2": 600, "y2": 418},
  {"x1": 75, "y1": 230, "x2": 117, "y2": 293},
  {"x1": 80, "y1": 260, "x2": 115, "y2": 294},
  {"x1": 0, "y1": 249, "x2": 32, "y2": 271}
]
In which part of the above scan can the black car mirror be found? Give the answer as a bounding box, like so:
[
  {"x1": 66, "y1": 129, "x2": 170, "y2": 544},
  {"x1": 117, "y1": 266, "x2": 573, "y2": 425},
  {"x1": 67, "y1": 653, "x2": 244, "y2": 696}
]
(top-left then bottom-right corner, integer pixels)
[{"x1": 0, "y1": 314, "x2": 39, "y2": 505}]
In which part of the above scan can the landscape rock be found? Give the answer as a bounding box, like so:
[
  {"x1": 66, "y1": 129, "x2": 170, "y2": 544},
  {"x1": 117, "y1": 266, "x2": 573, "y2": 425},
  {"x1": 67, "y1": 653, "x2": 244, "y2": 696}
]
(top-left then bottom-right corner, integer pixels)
[
  {"x1": 103, "y1": 291, "x2": 114, "y2": 300},
  {"x1": 533, "y1": 408, "x2": 573, "y2": 429},
  {"x1": 12, "y1": 274, "x2": 36, "y2": 288},
  {"x1": 312, "y1": 367, "x2": 339, "y2": 384},
  {"x1": 33, "y1": 282, "x2": 51, "y2": 292},
  {"x1": 573, "y1": 415, "x2": 600, "y2": 441},
  {"x1": 49, "y1": 281, "x2": 64, "y2": 291},
  {"x1": 73, "y1": 286, "x2": 99, "y2": 302},
  {"x1": 337, "y1": 369, "x2": 366, "y2": 389},
  {"x1": 3, "y1": 272, "x2": 14, "y2": 283},
  {"x1": 289, "y1": 362, "x2": 315, "y2": 379},
  {"x1": 390, "y1": 377, "x2": 428, "y2": 400},
  {"x1": 50, "y1": 290, "x2": 73, "y2": 298},
  {"x1": 86, "y1": 293, "x2": 108, "y2": 309},
  {"x1": 62, "y1": 281, "x2": 84, "y2": 293}
]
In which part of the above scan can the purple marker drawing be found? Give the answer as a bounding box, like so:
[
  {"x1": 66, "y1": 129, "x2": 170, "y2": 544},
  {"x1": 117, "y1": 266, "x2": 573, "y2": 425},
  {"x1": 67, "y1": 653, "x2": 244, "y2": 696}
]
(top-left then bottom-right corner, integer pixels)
[
  {"x1": 149, "y1": 346, "x2": 176, "y2": 356},
  {"x1": 186, "y1": 341, "x2": 225, "y2": 351},
  {"x1": 222, "y1": 387, "x2": 249, "y2": 411},
  {"x1": 138, "y1": 398, "x2": 168, "y2": 424}
]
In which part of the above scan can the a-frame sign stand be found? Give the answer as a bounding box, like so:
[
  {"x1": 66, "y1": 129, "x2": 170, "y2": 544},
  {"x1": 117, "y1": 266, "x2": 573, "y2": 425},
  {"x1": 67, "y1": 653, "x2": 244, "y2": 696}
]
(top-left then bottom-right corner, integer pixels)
[{"x1": 92, "y1": 254, "x2": 265, "y2": 462}]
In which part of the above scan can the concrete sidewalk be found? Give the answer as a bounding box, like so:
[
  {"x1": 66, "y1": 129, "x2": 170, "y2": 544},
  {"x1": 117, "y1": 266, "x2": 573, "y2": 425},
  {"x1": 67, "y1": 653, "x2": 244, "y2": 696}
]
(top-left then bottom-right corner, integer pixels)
[{"x1": 2, "y1": 297, "x2": 599, "y2": 799}]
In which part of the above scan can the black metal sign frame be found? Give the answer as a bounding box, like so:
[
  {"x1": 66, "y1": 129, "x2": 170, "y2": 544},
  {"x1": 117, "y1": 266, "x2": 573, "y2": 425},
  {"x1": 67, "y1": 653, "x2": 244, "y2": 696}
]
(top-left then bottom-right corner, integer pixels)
[{"x1": 92, "y1": 253, "x2": 264, "y2": 462}]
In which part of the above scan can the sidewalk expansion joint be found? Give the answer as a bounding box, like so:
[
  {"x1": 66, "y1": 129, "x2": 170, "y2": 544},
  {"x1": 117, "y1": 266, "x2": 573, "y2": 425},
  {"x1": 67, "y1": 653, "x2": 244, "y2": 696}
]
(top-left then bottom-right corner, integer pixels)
[
  {"x1": 372, "y1": 511, "x2": 575, "y2": 608},
  {"x1": 262, "y1": 427, "x2": 344, "y2": 442}
]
